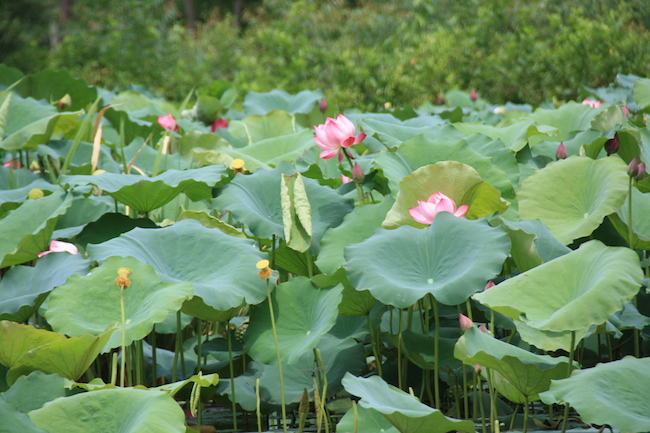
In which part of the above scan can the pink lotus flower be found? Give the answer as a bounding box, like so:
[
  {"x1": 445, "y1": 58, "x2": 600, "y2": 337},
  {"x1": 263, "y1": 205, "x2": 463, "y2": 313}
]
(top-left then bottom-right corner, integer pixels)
[
  {"x1": 210, "y1": 118, "x2": 229, "y2": 132},
  {"x1": 2, "y1": 159, "x2": 21, "y2": 169},
  {"x1": 38, "y1": 240, "x2": 79, "y2": 258},
  {"x1": 409, "y1": 192, "x2": 469, "y2": 225},
  {"x1": 157, "y1": 114, "x2": 179, "y2": 132},
  {"x1": 582, "y1": 98, "x2": 603, "y2": 108},
  {"x1": 314, "y1": 114, "x2": 366, "y2": 162}
]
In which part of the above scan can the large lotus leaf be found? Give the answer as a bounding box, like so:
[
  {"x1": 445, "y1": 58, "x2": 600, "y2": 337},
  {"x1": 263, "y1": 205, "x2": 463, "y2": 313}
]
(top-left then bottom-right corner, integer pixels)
[
  {"x1": 0, "y1": 321, "x2": 115, "y2": 385},
  {"x1": 0, "y1": 179, "x2": 58, "y2": 207},
  {"x1": 245, "y1": 276, "x2": 342, "y2": 365},
  {"x1": 123, "y1": 138, "x2": 190, "y2": 174},
  {"x1": 518, "y1": 156, "x2": 628, "y2": 244},
  {"x1": 513, "y1": 320, "x2": 587, "y2": 352},
  {"x1": 0, "y1": 190, "x2": 72, "y2": 267},
  {"x1": 0, "y1": 166, "x2": 40, "y2": 190},
  {"x1": 455, "y1": 327, "x2": 575, "y2": 403},
  {"x1": 241, "y1": 110, "x2": 296, "y2": 142},
  {"x1": 153, "y1": 372, "x2": 219, "y2": 397},
  {"x1": 633, "y1": 77, "x2": 650, "y2": 111},
  {"x1": 359, "y1": 117, "x2": 452, "y2": 149},
  {"x1": 213, "y1": 164, "x2": 353, "y2": 252},
  {"x1": 243, "y1": 89, "x2": 323, "y2": 115},
  {"x1": 610, "y1": 187, "x2": 650, "y2": 249},
  {"x1": 341, "y1": 373, "x2": 475, "y2": 433},
  {"x1": 499, "y1": 219, "x2": 571, "y2": 272},
  {"x1": 87, "y1": 219, "x2": 267, "y2": 317},
  {"x1": 374, "y1": 136, "x2": 515, "y2": 204},
  {"x1": 1, "y1": 371, "x2": 66, "y2": 413},
  {"x1": 28, "y1": 388, "x2": 186, "y2": 433},
  {"x1": 312, "y1": 269, "x2": 377, "y2": 317},
  {"x1": 473, "y1": 240, "x2": 642, "y2": 345},
  {"x1": 0, "y1": 253, "x2": 90, "y2": 323},
  {"x1": 385, "y1": 329, "x2": 459, "y2": 371},
  {"x1": 526, "y1": 102, "x2": 604, "y2": 140},
  {"x1": 337, "y1": 405, "x2": 400, "y2": 433},
  {"x1": 61, "y1": 165, "x2": 227, "y2": 212},
  {"x1": 1, "y1": 95, "x2": 82, "y2": 151},
  {"x1": 346, "y1": 212, "x2": 509, "y2": 308},
  {"x1": 53, "y1": 195, "x2": 113, "y2": 239},
  {"x1": 37, "y1": 140, "x2": 122, "y2": 174},
  {"x1": 382, "y1": 161, "x2": 508, "y2": 229},
  {"x1": 316, "y1": 196, "x2": 394, "y2": 275},
  {"x1": 540, "y1": 356, "x2": 650, "y2": 433},
  {"x1": 453, "y1": 120, "x2": 551, "y2": 152},
  {"x1": 194, "y1": 129, "x2": 315, "y2": 173},
  {"x1": 177, "y1": 210, "x2": 246, "y2": 238},
  {"x1": 45, "y1": 256, "x2": 192, "y2": 351},
  {"x1": 11, "y1": 69, "x2": 97, "y2": 112},
  {"x1": 591, "y1": 105, "x2": 628, "y2": 134},
  {"x1": 0, "y1": 400, "x2": 48, "y2": 433}
]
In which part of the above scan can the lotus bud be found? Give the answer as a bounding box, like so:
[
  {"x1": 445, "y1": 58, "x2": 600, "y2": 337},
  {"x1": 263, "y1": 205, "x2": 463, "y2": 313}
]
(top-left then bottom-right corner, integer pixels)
[
  {"x1": 116, "y1": 267, "x2": 133, "y2": 290},
  {"x1": 436, "y1": 95, "x2": 445, "y2": 106},
  {"x1": 231, "y1": 158, "x2": 245, "y2": 175},
  {"x1": 459, "y1": 314, "x2": 474, "y2": 332},
  {"x1": 556, "y1": 143, "x2": 568, "y2": 160},
  {"x1": 474, "y1": 363, "x2": 481, "y2": 374},
  {"x1": 352, "y1": 163, "x2": 364, "y2": 182},
  {"x1": 256, "y1": 259, "x2": 272, "y2": 279},
  {"x1": 319, "y1": 98, "x2": 328, "y2": 113},
  {"x1": 478, "y1": 324, "x2": 490, "y2": 333},
  {"x1": 28, "y1": 188, "x2": 44, "y2": 200},
  {"x1": 604, "y1": 133, "x2": 620, "y2": 156},
  {"x1": 628, "y1": 157, "x2": 640, "y2": 178},
  {"x1": 210, "y1": 118, "x2": 229, "y2": 132},
  {"x1": 622, "y1": 105, "x2": 630, "y2": 118},
  {"x1": 470, "y1": 89, "x2": 478, "y2": 102},
  {"x1": 636, "y1": 162, "x2": 646, "y2": 181}
]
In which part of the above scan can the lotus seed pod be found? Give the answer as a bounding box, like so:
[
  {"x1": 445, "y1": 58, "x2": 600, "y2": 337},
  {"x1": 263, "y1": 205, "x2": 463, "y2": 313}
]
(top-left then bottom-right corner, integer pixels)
[{"x1": 28, "y1": 188, "x2": 44, "y2": 200}]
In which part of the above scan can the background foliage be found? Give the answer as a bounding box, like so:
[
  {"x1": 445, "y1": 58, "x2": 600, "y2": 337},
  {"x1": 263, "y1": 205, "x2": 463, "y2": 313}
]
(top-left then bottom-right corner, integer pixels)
[{"x1": 2, "y1": 0, "x2": 650, "y2": 110}]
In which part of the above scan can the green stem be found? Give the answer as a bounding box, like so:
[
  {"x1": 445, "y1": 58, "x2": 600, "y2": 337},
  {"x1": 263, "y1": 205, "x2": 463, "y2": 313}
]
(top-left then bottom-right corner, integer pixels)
[
  {"x1": 172, "y1": 312, "x2": 181, "y2": 382},
  {"x1": 398, "y1": 308, "x2": 404, "y2": 390},
  {"x1": 266, "y1": 279, "x2": 288, "y2": 433},
  {"x1": 509, "y1": 404, "x2": 519, "y2": 431},
  {"x1": 151, "y1": 325, "x2": 157, "y2": 386},
  {"x1": 367, "y1": 314, "x2": 382, "y2": 377},
  {"x1": 477, "y1": 370, "x2": 486, "y2": 433},
  {"x1": 462, "y1": 364, "x2": 469, "y2": 420},
  {"x1": 560, "y1": 331, "x2": 576, "y2": 433},
  {"x1": 256, "y1": 378, "x2": 262, "y2": 433},
  {"x1": 522, "y1": 400, "x2": 529, "y2": 433},
  {"x1": 305, "y1": 251, "x2": 314, "y2": 279},
  {"x1": 227, "y1": 324, "x2": 238, "y2": 432},
  {"x1": 120, "y1": 288, "x2": 127, "y2": 387},
  {"x1": 344, "y1": 152, "x2": 364, "y2": 205},
  {"x1": 628, "y1": 178, "x2": 641, "y2": 357},
  {"x1": 135, "y1": 340, "x2": 143, "y2": 385},
  {"x1": 432, "y1": 295, "x2": 441, "y2": 409}
]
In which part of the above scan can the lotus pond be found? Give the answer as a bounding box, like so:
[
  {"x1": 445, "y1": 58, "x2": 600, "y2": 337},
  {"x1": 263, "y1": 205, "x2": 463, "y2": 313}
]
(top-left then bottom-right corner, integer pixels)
[{"x1": 2, "y1": 65, "x2": 650, "y2": 433}]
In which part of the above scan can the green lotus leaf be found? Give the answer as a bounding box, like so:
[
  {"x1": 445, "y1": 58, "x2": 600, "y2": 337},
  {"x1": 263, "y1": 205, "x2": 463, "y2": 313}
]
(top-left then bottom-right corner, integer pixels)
[
  {"x1": 0, "y1": 179, "x2": 58, "y2": 207},
  {"x1": 316, "y1": 197, "x2": 393, "y2": 275},
  {"x1": 633, "y1": 77, "x2": 650, "y2": 111},
  {"x1": 87, "y1": 219, "x2": 267, "y2": 317},
  {"x1": 153, "y1": 372, "x2": 219, "y2": 397},
  {"x1": 499, "y1": 219, "x2": 571, "y2": 272},
  {"x1": 513, "y1": 319, "x2": 587, "y2": 352},
  {"x1": 0, "y1": 166, "x2": 40, "y2": 190},
  {"x1": 0, "y1": 253, "x2": 91, "y2": 323},
  {"x1": 1, "y1": 94, "x2": 82, "y2": 151},
  {"x1": 75, "y1": 212, "x2": 158, "y2": 247},
  {"x1": 61, "y1": 165, "x2": 228, "y2": 212},
  {"x1": 382, "y1": 161, "x2": 508, "y2": 229},
  {"x1": 2, "y1": 371, "x2": 66, "y2": 413},
  {"x1": 194, "y1": 129, "x2": 315, "y2": 173},
  {"x1": 312, "y1": 269, "x2": 377, "y2": 316},
  {"x1": 52, "y1": 195, "x2": 113, "y2": 239},
  {"x1": 0, "y1": 400, "x2": 48, "y2": 433},
  {"x1": 45, "y1": 256, "x2": 192, "y2": 351},
  {"x1": 341, "y1": 373, "x2": 475, "y2": 433},
  {"x1": 454, "y1": 120, "x2": 551, "y2": 152},
  {"x1": 385, "y1": 329, "x2": 460, "y2": 371},
  {"x1": 0, "y1": 321, "x2": 115, "y2": 385},
  {"x1": 38, "y1": 139, "x2": 122, "y2": 174},
  {"x1": 0, "y1": 190, "x2": 72, "y2": 268},
  {"x1": 213, "y1": 164, "x2": 353, "y2": 252},
  {"x1": 245, "y1": 276, "x2": 343, "y2": 365},
  {"x1": 28, "y1": 388, "x2": 186, "y2": 433},
  {"x1": 281, "y1": 173, "x2": 312, "y2": 252},
  {"x1": 359, "y1": 117, "x2": 453, "y2": 149},
  {"x1": 243, "y1": 89, "x2": 323, "y2": 115},
  {"x1": 455, "y1": 327, "x2": 575, "y2": 403},
  {"x1": 526, "y1": 101, "x2": 604, "y2": 140},
  {"x1": 338, "y1": 405, "x2": 400, "y2": 433},
  {"x1": 346, "y1": 212, "x2": 510, "y2": 308},
  {"x1": 610, "y1": 187, "x2": 650, "y2": 249},
  {"x1": 473, "y1": 240, "x2": 643, "y2": 349},
  {"x1": 518, "y1": 156, "x2": 628, "y2": 244},
  {"x1": 540, "y1": 356, "x2": 650, "y2": 433},
  {"x1": 123, "y1": 138, "x2": 191, "y2": 174},
  {"x1": 241, "y1": 110, "x2": 297, "y2": 142},
  {"x1": 591, "y1": 105, "x2": 628, "y2": 133},
  {"x1": 11, "y1": 69, "x2": 97, "y2": 112},
  {"x1": 177, "y1": 210, "x2": 246, "y2": 238}
]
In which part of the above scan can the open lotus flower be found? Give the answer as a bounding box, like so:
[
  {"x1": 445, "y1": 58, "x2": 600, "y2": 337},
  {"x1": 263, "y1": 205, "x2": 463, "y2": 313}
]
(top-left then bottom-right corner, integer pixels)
[
  {"x1": 582, "y1": 98, "x2": 603, "y2": 108},
  {"x1": 38, "y1": 240, "x2": 79, "y2": 257},
  {"x1": 409, "y1": 192, "x2": 468, "y2": 225},
  {"x1": 210, "y1": 118, "x2": 229, "y2": 132},
  {"x1": 157, "y1": 114, "x2": 179, "y2": 132},
  {"x1": 314, "y1": 114, "x2": 366, "y2": 162}
]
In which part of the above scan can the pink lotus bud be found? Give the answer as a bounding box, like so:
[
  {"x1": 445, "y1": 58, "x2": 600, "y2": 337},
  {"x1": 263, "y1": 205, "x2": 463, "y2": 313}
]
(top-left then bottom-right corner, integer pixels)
[
  {"x1": 470, "y1": 89, "x2": 478, "y2": 102},
  {"x1": 556, "y1": 143, "x2": 568, "y2": 160},
  {"x1": 636, "y1": 162, "x2": 646, "y2": 181},
  {"x1": 319, "y1": 98, "x2": 328, "y2": 113},
  {"x1": 2, "y1": 159, "x2": 21, "y2": 169},
  {"x1": 478, "y1": 324, "x2": 489, "y2": 333},
  {"x1": 157, "y1": 114, "x2": 179, "y2": 132},
  {"x1": 484, "y1": 281, "x2": 496, "y2": 291},
  {"x1": 436, "y1": 95, "x2": 445, "y2": 106},
  {"x1": 604, "y1": 134, "x2": 620, "y2": 156},
  {"x1": 622, "y1": 105, "x2": 631, "y2": 117},
  {"x1": 459, "y1": 314, "x2": 474, "y2": 332},
  {"x1": 352, "y1": 163, "x2": 364, "y2": 182},
  {"x1": 628, "y1": 157, "x2": 640, "y2": 178},
  {"x1": 341, "y1": 174, "x2": 352, "y2": 184},
  {"x1": 210, "y1": 118, "x2": 229, "y2": 132},
  {"x1": 474, "y1": 363, "x2": 482, "y2": 374}
]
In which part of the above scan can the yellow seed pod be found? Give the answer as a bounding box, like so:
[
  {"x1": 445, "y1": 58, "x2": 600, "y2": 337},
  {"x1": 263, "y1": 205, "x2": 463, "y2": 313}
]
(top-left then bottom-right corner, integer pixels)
[
  {"x1": 256, "y1": 260, "x2": 272, "y2": 279},
  {"x1": 28, "y1": 188, "x2": 44, "y2": 200},
  {"x1": 232, "y1": 158, "x2": 245, "y2": 174},
  {"x1": 115, "y1": 268, "x2": 133, "y2": 289},
  {"x1": 256, "y1": 260, "x2": 270, "y2": 269}
]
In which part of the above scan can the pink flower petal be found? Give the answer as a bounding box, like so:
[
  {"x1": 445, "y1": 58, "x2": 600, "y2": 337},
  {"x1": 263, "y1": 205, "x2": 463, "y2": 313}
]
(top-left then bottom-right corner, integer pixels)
[
  {"x1": 459, "y1": 314, "x2": 474, "y2": 332},
  {"x1": 454, "y1": 205, "x2": 469, "y2": 218},
  {"x1": 341, "y1": 174, "x2": 352, "y2": 184},
  {"x1": 38, "y1": 240, "x2": 79, "y2": 257}
]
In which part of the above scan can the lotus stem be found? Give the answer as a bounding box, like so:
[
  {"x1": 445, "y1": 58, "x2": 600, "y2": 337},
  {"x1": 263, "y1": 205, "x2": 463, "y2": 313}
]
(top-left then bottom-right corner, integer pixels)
[
  {"x1": 314, "y1": 348, "x2": 331, "y2": 433},
  {"x1": 560, "y1": 330, "x2": 576, "y2": 433},
  {"x1": 431, "y1": 295, "x2": 441, "y2": 409},
  {"x1": 398, "y1": 308, "x2": 404, "y2": 391},
  {"x1": 352, "y1": 400, "x2": 358, "y2": 433},
  {"x1": 462, "y1": 364, "x2": 469, "y2": 419},
  {"x1": 476, "y1": 370, "x2": 486, "y2": 433},
  {"x1": 509, "y1": 404, "x2": 519, "y2": 431},
  {"x1": 135, "y1": 340, "x2": 143, "y2": 385},
  {"x1": 367, "y1": 314, "x2": 382, "y2": 376},
  {"x1": 344, "y1": 152, "x2": 365, "y2": 205},
  {"x1": 305, "y1": 251, "x2": 314, "y2": 278},
  {"x1": 120, "y1": 286, "x2": 127, "y2": 387},
  {"x1": 256, "y1": 378, "x2": 262, "y2": 433},
  {"x1": 522, "y1": 400, "x2": 529, "y2": 433},
  {"x1": 487, "y1": 368, "x2": 498, "y2": 433},
  {"x1": 151, "y1": 324, "x2": 157, "y2": 386},
  {"x1": 266, "y1": 278, "x2": 288, "y2": 433},
  {"x1": 227, "y1": 323, "x2": 238, "y2": 432}
]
